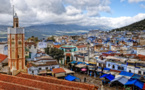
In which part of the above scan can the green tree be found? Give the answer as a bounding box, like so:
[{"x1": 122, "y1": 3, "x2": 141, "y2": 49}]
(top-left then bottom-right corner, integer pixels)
[{"x1": 45, "y1": 47, "x2": 64, "y2": 62}]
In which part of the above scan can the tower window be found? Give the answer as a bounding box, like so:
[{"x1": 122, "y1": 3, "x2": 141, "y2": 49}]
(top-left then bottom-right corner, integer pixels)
[
  {"x1": 18, "y1": 41, "x2": 22, "y2": 44},
  {"x1": 16, "y1": 23, "x2": 18, "y2": 27}
]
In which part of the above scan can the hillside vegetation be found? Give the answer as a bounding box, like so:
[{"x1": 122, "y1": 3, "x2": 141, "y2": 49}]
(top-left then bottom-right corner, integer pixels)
[{"x1": 112, "y1": 19, "x2": 145, "y2": 31}]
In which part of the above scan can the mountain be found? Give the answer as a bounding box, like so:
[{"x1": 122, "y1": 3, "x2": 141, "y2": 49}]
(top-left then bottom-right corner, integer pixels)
[
  {"x1": 0, "y1": 24, "x2": 111, "y2": 41},
  {"x1": 112, "y1": 19, "x2": 145, "y2": 31}
]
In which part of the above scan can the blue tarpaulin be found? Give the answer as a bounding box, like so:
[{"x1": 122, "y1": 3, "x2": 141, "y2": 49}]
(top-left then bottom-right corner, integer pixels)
[
  {"x1": 131, "y1": 74, "x2": 141, "y2": 79},
  {"x1": 65, "y1": 75, "x2": 76, "y2": 81},
  {"x1": 77, "y1": 62, "x2": 85, "y2": 65},
  {"x1": 125, "y1": 79, "x2": 144, "y2": 89},
  {"x1": 134, "y1": 80, "x2": 144, "y2": 89},
  {"x1": 71, "y1": 61, "x2": 77, "y2": 64},
  {"x1": 125, "y1": 79, "x2": 137, "y2": 85},
  {"x1": 100, "y1": 74, "x2": 108, "y2": 78},
  {"x1": 119, "y1": 71, "x2": 134, "y2": 77},
  {"x1": 100, "y1": 74, "x2": 115, "y2": 81},
  {"x1": 103, "y1": 68, "x2": 110, "y2": 71}
]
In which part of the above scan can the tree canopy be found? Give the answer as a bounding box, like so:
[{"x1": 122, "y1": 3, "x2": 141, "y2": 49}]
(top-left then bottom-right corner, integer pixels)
[{"x1": 45, "y1": 47, "x2": 64, "y2": 62}]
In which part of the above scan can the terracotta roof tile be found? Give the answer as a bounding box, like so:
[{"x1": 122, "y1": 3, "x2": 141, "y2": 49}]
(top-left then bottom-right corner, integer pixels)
[
  {"x1": 0, "y1": 80, "x2": 39, "y2": 90},
  {"x1": 0, "y1": 73, "x2": 82, "y2": 90},
  {"x1": 0, "y1": 54, "x2": 7, "y2": 63},
  {"x1": 17, "y1": 73, "x2": 98, "y2": 90},
  {"x1": 53, "y1": 45, "x2": 61, "y2": 48},
  {"x1": 77, "y1": 45, "x2": 87, "y2": 48},
  {"x1": 52, "y1": 68, "x2": 66, "y2": 73}
]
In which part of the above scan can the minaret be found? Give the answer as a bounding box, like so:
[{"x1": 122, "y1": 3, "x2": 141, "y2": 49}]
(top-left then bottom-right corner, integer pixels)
[{"x1": 7, "y1": 7, "x2": 25, "y2": 73}]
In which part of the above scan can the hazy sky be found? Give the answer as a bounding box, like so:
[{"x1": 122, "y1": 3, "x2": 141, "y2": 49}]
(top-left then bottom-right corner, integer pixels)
[{"x1": 0, "y1": 0, "x2": 145, "y2": 29}]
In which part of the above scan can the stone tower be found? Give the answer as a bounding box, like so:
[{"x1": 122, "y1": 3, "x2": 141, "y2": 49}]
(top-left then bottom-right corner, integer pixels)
[{"x1": 7, "y1": 8, "x2": 25, "y2": 73}]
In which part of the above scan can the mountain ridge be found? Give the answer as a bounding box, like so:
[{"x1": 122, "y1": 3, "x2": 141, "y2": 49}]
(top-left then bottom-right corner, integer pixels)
[{"x1": 112, "y1": 19, "x2": 145, "y2": 31}]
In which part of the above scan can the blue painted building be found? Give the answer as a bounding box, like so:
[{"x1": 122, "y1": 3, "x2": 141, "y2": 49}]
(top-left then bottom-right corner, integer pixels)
[{"x1": 106, "y1": 56, "x2": 128, "y2": 72}]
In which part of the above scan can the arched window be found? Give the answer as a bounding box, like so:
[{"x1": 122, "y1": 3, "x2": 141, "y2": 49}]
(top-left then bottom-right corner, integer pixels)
[
  {"x1": 118, "y1": 66, "x2": 121, "y2": 70},
  {"x1": 112, "y1": 65, "x2": 115, "y2": 69},
  {"x1": 108, "y1": 64, "x2": 110, "y2": 67},
  {"x1": 121, "y1": 67, "x2": 124, "y2": 70},
  {"x1": 138, "y1": 71, "x2": 141, "y2": 74}
]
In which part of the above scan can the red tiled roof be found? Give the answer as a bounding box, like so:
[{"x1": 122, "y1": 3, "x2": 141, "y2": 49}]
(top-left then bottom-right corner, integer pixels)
[
  {"x1": 66, "y1": 53, "x2": 71, "y2": 56},
  {"x1": 0, "y1": 73, "x2": 82, "y2": 90},
  {"x1": 138, "y1": 54, "x2": 145, "y2": 61},
  {"x1": 138, "y1": 54, "x2": 145, "y2": 58},
  {"x1": 77, "y1": 45, "x2": 87, "y2": 48},
  {"x1": 53, "y1": 45, "x2": 61, "y2": 48},
  {"x1": 0, "y1": 54, "x2": 7, "y2": 63},
  {"x1": 0, "y1": 80, "x2": 38, "y2": 90},
  {"x1": 17, "y1": 73, "x2": 98, "y2": 90},
  {"x1": 110, "y1": 69, "x2": 121, "y2": 73},
  {"x1": 52, "y1": 68, "x2": 66, "y2": 73}
]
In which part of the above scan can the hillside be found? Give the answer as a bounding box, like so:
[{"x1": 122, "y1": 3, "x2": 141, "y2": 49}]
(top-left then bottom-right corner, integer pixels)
[
  {"x1": 0, "y1": 24, "x2": 111, "y2": 41},
  {"x1": 112, "y1": 19, "x2": 145, "y2": 31}
]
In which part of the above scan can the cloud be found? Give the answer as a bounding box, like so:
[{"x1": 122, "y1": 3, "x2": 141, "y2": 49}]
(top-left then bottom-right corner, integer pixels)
[
  {"x1": 140, "y1": 4, "x2": 145, "y2": 8},
  {"x1": 120, "y1": 0, "x2": 125, "y2": 2},
  {"x1": 0, "y1": 0, "x2": 145, "y2": 30},
  {"x1": 128, "y1": 0, "x2": 145, "y2": 3}
]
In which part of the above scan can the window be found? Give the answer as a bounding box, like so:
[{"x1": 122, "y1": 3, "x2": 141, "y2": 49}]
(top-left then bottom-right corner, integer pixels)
[
  {"x1": 99, "y1": 63, "x2": 101, "y2": 67},
  {"x1": 108, "y1": 64, "x2": 110, "y2": 67},
  {"x1": 121, "y1": 67, "x2": 124, "y2": 70},
  {"x1": 16, "y1": 23, "x2": 18, "y2": 27},
  {"x1": 39, "y1": 68, "x2": 41, "y2": 70},
  {"x1": 118, "y1": 66, "x2": 121, "y2": 70},
  {"x1": 144, "y1": 72, "x2": 145, "y2": 75},
  {"x1": 18, "y1": 41, "x2": 22, "y2": 44},
  {"x1": 32, "y1": 70, "x2": 34, "y2": 73},
  {"x1": 138, "y1": 71, "x2": 141, "y2": 74},
  {"x1": 129, "y1": 70, "x2": 131, "y2": 73},
  {"x1": 11, "y1": 42, "x2": 14, "y2": 44},
  {"x1": 46, "y1": 67, "x2": 48, "y2": 70},
  {"x1": 112, "y1": 65, "x2": 115, "y2": 69}
]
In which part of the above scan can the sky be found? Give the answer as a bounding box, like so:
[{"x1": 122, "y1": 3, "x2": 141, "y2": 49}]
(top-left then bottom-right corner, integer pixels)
[{"x1": 0, "y1": 0, "x2": 145, "y2": 29}]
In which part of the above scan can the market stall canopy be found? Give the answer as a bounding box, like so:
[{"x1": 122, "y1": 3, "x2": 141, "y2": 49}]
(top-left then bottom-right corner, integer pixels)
[
  {"x1": 100, "y1": 74, "x2": 115, "y2": 81},
  {"x1": 81, "y1": 68, "x2": 87, "y2": 71},
  {"x1": 65, "y1": 75, "x2": 76, "y2": 81},
  {"x1": 111, "y1": 76, "x2": 129, "y2": 85},
  {"x1": 75, "y1": 64, "x2": 86, "y2": 68},
  {"x1": 131, "y1": 74, "x2": 141, "y2": 79},
  {"x1": 125, "y1": 79, "x2": 144, "y2": 89},
  {"x1": 119, "y1": 71, "x2": 134, "y2": 77}
]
